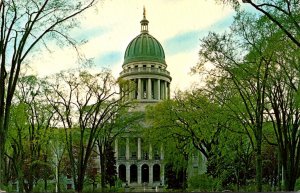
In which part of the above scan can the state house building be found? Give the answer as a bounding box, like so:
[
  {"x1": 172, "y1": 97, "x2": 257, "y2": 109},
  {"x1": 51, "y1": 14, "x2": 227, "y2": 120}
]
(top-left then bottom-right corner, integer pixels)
[
  {"x1": 113, "y1": 9, "x2": 205, "y2": 188},
  {"x1": 114, "y1": 9, "x2": 171, "y2": 187}
]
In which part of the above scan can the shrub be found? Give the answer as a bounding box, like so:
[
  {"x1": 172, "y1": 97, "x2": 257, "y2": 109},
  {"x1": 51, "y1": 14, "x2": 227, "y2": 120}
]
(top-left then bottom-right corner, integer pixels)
[{"x1": 188, "y1": 174, "x2": 221, "y2": 191}]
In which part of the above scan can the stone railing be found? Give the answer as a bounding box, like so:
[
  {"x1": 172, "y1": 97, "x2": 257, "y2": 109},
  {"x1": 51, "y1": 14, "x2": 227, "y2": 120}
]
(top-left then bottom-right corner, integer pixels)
[{"x1": 120, "y1": 67, "x2": 170, "y2": 77}]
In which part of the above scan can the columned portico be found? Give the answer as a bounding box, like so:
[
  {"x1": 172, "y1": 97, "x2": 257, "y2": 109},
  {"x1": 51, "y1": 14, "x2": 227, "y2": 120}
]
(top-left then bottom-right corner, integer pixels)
[
  {"x1": 116, "y1": 137, "x2": 165, "y2": 186},
  {"x1": 125, "y1": 78, "x2": 170, "y2": 102}
]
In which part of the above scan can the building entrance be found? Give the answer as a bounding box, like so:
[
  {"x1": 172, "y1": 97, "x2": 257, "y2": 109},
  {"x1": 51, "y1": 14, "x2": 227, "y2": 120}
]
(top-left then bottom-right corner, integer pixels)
[
  {"x1": 153, "y1": 164, "x2": 160, "y2": 182},
  {"x1": 118, "y1": 164, "x2": 126, "y2": 182},
  {"x1": 130, "y1": 165, "x2": 137, "y2": 183},
  {"x1": 142, "y1": 164, "x2": 149, "y2": 183}
]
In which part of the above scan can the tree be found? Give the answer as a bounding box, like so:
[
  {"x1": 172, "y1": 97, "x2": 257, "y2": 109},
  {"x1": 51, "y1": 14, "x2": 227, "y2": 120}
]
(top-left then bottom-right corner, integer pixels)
[
  {"x1": 193, "y1": 10, "x2": 283, "y2": 191},
  {"x1": 0, "y1": 0, "x2": 97, "y2": 186},
  {"x1": 218, "y1": 0, "x2": 300, "y2": 47},
  {"x1": 145, "y1": 89, "x2": 232, "y2": 189},
  {"x1": 146, "y1": 90, "x2": 225, "y2": 161},
  {"x1": 45, "y1": 69, "x2": 132, "y2": 192},
  {"x1": 263, "y1": 34, "x2": 300, "y2": 190},
  {"x1": 103, "y1": 144, "x2": 116, "y2": 187},
  {"x1": 6, "y1": 75, "x2": 55, "y2": 192}
]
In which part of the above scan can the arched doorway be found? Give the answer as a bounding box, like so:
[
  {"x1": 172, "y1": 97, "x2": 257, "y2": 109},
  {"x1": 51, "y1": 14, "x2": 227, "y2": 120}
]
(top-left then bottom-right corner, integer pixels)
[
  {"x1": 130, "y1": 164, "x2": 137, "y2": 183},
  {"x1": 153, "y1": 164, "x2": 160, "y2": 182},
  {"x1": 118, "y1": 164, "x2": 126, "y2": 182},
  {"x1": 142, "y1": 164, "x2": 149, "y2": 183}
]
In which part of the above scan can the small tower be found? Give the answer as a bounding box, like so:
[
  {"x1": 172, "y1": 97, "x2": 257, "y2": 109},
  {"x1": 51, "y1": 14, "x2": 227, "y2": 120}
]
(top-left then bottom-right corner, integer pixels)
[{"x1": 119, "y1": 8, "x2": 172, "y2": 110}]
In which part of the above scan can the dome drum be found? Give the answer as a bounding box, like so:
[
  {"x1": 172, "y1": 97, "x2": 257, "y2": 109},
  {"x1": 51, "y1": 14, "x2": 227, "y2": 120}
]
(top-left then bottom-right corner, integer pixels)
[
  {"x1": 123, "y1": 62, "x2": 167, "y2": 71},
  {"x1": 119, "y1": 66, "x2": 171, "y2": 80}
]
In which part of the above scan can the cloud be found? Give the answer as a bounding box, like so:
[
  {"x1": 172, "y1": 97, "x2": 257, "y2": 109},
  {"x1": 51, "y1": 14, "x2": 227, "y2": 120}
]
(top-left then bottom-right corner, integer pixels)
[
  {"x1": 164, "y1": 30, "x2": 204, "y2": 55},
  {"x1": 95, "y1": 51, "x2": 122, "y2": 67},
  {"x1": 27, "y1": 0, "x2": 235, "y2": 93},
  {"x1": 72, "y1": 26, "x2": 108, "y2": 41}
]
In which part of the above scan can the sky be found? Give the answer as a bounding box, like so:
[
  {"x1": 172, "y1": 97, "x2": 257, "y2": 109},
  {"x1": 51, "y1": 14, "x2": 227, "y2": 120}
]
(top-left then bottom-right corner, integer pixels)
[{"x1": 29, "y1": 0, "x2": 237, "y2": 93}]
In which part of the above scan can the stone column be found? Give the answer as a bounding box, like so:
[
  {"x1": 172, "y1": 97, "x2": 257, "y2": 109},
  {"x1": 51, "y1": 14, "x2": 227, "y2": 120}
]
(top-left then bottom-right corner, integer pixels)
[
  {"x1": 126, "y1": 164, "x2": 130, "y2": 184},
  {"x1": 120, "y1": 85, "x2": 123, "y2": 100},
  {"x1": 149, "y1": 164, "x2": 153, "y2": 184},
  {"x1": 138, "y1": 165, "x2": 142, "y2": 184},
  {"x1": 126, "y1": 138, "x2": 130, "y2": 160},
  {"x1": 148, "y1": 78, "x2": 152, "y2": 99},
  {"x1": 161, "y1": 81, "x2": 165, "y2": 100},
  {"x1": 164, "y1": 81, "x2": 167, "y2": 100},
  {"x1": 149, "y1": 144, "x2": 152, "y2": 160},
  {"x1": 129, "y1": 80, "x2": 134, "y2": 99},
  {"x1": 161, "y1": 164, "x2": 165, "y2": 185},
  {"x1": 160, "y1": 144, "x2": 164, "y2": 160},
  {"x1": 114, "y1": 138, "x2": 118, "y2": 160},
  {"x1": 138, "y1": 138, "x2": 141, "y2": 160},
  {"x1": 124, "y1": 84, "x2": 127, "y2": 101},
  {"x1": 167, "y1": 82, "x2": 170, "y2": 99},
  {"x1": 157, "y1": 79, "x2": 160, "y2": 100},
  {"x1": 137, "y1": 78, "x2": 141, "y2": 99}
]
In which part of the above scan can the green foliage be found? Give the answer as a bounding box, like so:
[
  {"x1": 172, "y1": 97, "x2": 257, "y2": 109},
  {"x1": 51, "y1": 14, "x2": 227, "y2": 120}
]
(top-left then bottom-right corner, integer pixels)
[
  {"x1": 145, "y1": 89, "x2": 226, "y2": 162},
  {"x1": 32, "y1": 181, "x2": 56, "y2": 192},
  {"x1": 188, "y1": 174, "x2": 221, "y2": 192},
  {"x1": 295, "y1": 178, "x2": 300, "y2": 191}
]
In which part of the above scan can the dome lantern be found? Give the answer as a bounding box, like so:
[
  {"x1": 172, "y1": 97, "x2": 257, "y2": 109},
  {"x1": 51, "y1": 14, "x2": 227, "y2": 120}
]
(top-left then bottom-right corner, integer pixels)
[{"x1": 140, "y1": 6, "x2": 149, "y2": 33}]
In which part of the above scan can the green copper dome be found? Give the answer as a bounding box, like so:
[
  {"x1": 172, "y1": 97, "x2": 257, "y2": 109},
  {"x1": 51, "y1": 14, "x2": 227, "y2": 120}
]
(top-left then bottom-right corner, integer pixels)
[
  {"x1": 123, "y1": 10, "x2": 166, "y2": 66},
  {"x1": 123, "y1": 33, "x2": 166, "y2": 65}
]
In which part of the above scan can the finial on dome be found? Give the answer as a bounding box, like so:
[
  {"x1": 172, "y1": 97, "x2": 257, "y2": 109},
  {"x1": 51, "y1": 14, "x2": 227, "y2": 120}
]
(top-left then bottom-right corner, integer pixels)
[
  {"x1": 140, "y1": 6, "x2": 149, "y2": 33},
  {"x1": 143, "y1": 6, "x2": 146, "y2": 19}
]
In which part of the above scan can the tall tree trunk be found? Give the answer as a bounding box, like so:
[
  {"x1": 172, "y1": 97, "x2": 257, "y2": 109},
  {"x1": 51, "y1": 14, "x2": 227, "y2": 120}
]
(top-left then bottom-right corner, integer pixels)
[
  {"x1": 256, "y1": 141, "x2": 262, "y2": 192},
  {"x1": 99, "y1": 145, "x2": 106, "y2": 191},
  {"x1": 283, "y1": 161, "x2": 297, "y2": 191},
  {"x1": 0, "y1": 133, "x2": 4, "y2": 186},
  {"x1": 17, "y1": 164, "x2": 25, "y2": 192},
  {"x1": 56, "y1": 165, "x2": 61, "y2": 192},
  {"x1": 44, "y1": 179, "x2": 47, "y2": 192},
  {"x1": 0, "y1": 109, "x2": 10, "y2": 186},
  {"x1": 75, "y1": 158, "x2": 88, "y2": 193},
  {"x1": 277, "y1": 151, "x2": 281, "y2": 191},
  {"x1": 76, "y1": 174, "x2": 84, "y2": 193}
]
